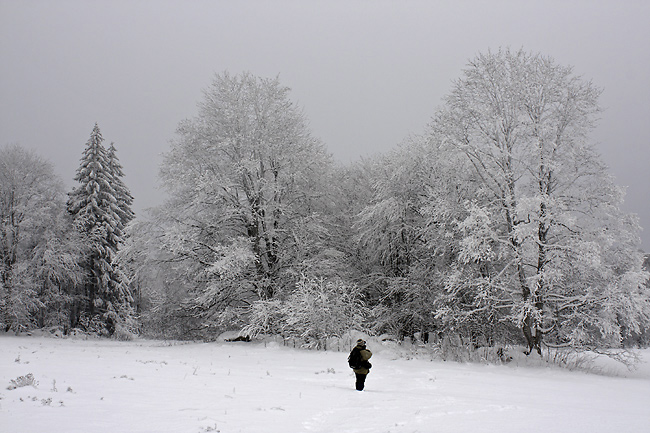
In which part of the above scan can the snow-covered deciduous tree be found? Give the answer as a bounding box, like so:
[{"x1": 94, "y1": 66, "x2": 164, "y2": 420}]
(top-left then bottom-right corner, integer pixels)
[
  {"x1": 154, "y1": 72, "x2": 334, "y2": 329},
  {"x1": 354, "y1": 147, "x2": 424, "y2": 279},
  {"x1": 350, "y1": 139, "x2": 435, "y2": 337},
  {"x1": 0, "y1": 144, "x2": 65, "y2": 331},
  {"x1": 29, "y1": 218, "x2": 87, "y2": 329},
  {"x1": 349, "y1": 134, "x2": 484, "y2": 340},
  {"x1": 67, "y1": 124, "x2": 134, "y2": 336},
  {"x1": 117, "y1": 217, "x2": 200, "y2": 338},
  {"x1": 429, "y1": 49, "x2": 649, "y2": 354}
]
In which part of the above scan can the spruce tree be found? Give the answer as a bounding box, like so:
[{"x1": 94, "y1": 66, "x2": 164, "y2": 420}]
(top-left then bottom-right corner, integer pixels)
[
  {"x1": 107, "y1": 142, "x2": 135, "y2": 229},
  {"x1": 67, "y1": 123, "x2": 133, "y2": 335}
]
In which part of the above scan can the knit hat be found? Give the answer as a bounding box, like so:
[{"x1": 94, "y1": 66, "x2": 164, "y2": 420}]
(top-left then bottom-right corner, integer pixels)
[{"x1": 356, "y1": 339, "x2": 366, "y2": 346}]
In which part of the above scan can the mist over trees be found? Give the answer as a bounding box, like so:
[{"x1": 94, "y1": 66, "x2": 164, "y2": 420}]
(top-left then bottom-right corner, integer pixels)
[{"x1": 2, "y1": 50, "x2": 648, "y2": 358}]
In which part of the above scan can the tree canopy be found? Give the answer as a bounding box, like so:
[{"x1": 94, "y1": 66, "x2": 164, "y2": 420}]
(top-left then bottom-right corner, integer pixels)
[
  {"x1": 150, "y1": 72, "x2": 336, "y2": 332},
  {"x1": 1, "y1": 144, "x2": 67, "y2": 331},
  {"x1": 422, "y1": 49, "x2": 649, "y2": 352}
]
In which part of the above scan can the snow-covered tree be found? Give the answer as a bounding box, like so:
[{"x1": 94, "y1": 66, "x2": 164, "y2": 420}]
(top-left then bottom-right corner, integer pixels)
[
  {"x1": 155, "y1": 72, "x2": 334, "y2": 330},
  {"x1": 29, "y1": 215, "x2": 87, "y2": 329},
  {"x1": 106, "y1": 142, "x2": 135, "y2": 229},
  {"x1": 0, "y1": 144, "x2": 65, "y2": 331},
  {"x1": 242, "y1": 276, "x2": 369, "y2": 348},
  {"x1": 349, "y1": 140, "x2": 433, "y2": 337},
  {"x1": 428, "y1": 49, "x2": 649, "y2": 353},
  {"x1": 67, "y1": 124, "x2": 133, "y2": 335},
  {"x1": 116, "y1": 217, "x2": 198, "y2": 338},
  {"x1": 353, "y1": 149, "x2": 423, "y2": 278}
]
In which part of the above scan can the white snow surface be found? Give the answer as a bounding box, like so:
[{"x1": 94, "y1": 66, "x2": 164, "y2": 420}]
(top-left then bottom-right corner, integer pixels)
[{"x1": 1, "y1": 335, "x2": 649, "y2": 433}]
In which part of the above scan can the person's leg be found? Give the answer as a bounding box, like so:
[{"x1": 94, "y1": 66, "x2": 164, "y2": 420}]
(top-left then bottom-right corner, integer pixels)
[{"x1": 355, "y1": 373, "x2": 366, "y2": 391}]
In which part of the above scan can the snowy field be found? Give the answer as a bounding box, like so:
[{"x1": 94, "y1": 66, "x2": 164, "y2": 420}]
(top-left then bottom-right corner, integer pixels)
[{"x1": 1, "y1": 335, "x2": 649, "y2": 433}]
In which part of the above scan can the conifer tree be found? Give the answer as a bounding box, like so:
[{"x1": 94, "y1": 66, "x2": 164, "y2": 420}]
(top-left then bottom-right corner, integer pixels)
[
  {"x1": 67, "y1": 123, "x2": 133, "y2": 335},
  {"x1": 107, "y1": 142, "x2": 135, "y2": 229}
]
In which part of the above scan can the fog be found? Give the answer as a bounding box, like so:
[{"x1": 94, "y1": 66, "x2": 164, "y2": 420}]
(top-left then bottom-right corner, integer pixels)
[{"x1": 1, "y1": 0, "x2": 648, "y2": 250}]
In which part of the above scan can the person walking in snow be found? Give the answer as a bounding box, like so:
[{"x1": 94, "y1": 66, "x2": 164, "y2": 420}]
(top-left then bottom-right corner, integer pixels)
[{"x1": 348, "y1": 339, "x2": 372, "y2": 391}]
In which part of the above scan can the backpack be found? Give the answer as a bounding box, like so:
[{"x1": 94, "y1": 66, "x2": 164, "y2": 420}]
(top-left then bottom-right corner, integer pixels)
[
  {"x1": 348, "y1": 347, "x2": 372, "y2": 370},
  {"x1": 348, "y1": 347, "x2": 362, "y2": 369}
]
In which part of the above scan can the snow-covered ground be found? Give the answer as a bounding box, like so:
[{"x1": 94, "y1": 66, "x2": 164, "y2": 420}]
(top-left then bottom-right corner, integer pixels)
[{"x1": 1, "y1": 335, "x2": 649, "y2": 433}]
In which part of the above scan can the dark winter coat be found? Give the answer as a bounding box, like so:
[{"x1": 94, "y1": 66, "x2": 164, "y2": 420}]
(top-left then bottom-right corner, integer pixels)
[{"x1": 352, "y1": 344, "x2": 372, "y2": 375}]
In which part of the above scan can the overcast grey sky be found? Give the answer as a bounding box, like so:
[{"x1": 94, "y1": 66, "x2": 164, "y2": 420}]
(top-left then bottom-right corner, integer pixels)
[{"x1": 1, "y1": 0, "x2": 649, "y2": 251}]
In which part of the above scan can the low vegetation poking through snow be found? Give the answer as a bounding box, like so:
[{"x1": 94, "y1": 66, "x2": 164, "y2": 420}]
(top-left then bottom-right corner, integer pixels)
[{"x1": 1, "y1": 335, "x2": 649, "y2": 433}]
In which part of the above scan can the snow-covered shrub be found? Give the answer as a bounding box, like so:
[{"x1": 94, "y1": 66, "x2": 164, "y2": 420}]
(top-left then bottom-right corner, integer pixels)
[
  {"x1": 0, "y1": 276, "x2": 42, "y2": 333},
  {"x1": 243, "y1": 276, "x2": 370, "y2": 349},
  {"x1": 241, "y1": 299, "x2": 284, "y2": 338},
  {"x1": 112, "y1": 313, "x2": 139, "y2": 341}
]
